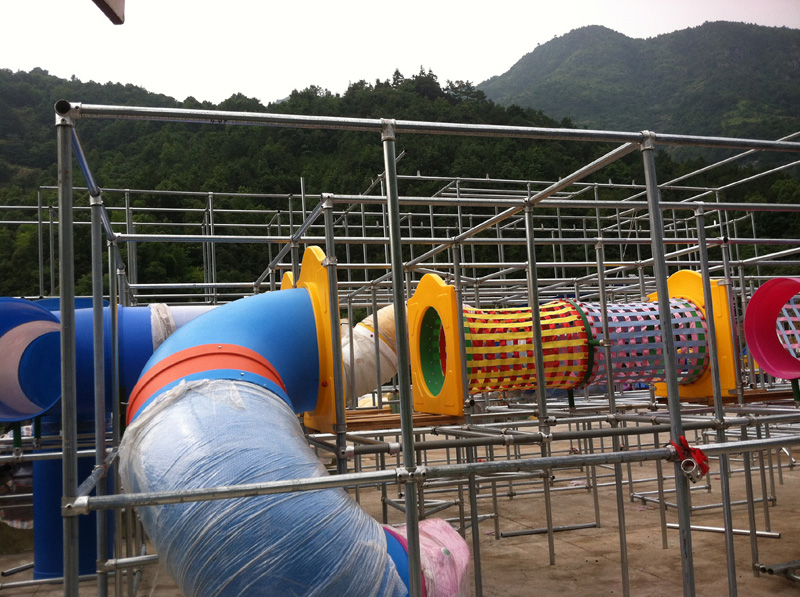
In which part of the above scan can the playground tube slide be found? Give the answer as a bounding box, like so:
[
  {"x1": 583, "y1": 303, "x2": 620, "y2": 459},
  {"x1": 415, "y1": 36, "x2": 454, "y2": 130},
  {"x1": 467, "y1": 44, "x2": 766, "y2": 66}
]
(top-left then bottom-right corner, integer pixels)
[{"x1": 120, "y1": 288, "x2": 411, "y2": 595}]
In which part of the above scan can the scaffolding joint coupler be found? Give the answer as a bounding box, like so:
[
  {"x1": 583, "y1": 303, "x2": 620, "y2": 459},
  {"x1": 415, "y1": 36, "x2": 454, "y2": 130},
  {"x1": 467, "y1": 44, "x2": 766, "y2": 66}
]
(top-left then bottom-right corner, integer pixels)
[
  {"x1": 395, "y1": 467, "x2": 409, "y2": 483},
  {"x1": 62, "y1": 496, "x2": 89, "y2": 517},
  {"x1": 639, "y1": 130, "x2": 657, "y2": 151},
  {"x1": 320, "y1": 193, "x2": 335, "y2": 209},
  {"x1": 411, "y1": 466, "x2": 428, "y2": 482},
  {"x1": 381, "y1": 119, "x2": 397, "y2": 142},
  {"x1": 666, "y1": 442, "x2": 679, "y2": 462},
  {"x1": 711, "y1": 418, "x2": 726, "y2": 431}
]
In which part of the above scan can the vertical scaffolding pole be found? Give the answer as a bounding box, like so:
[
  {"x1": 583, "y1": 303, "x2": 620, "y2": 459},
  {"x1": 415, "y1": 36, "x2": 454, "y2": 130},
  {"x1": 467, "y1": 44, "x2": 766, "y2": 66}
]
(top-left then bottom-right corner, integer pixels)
[
  {"x1": 90, "y1": 190, "x2": 108, "y2": 597},
  {"x1": 322, "y1": 195, "x2": 348, "y2": 475},
  {"x1": 696, "y1": 206, "x2": 738, "y2": 596},
  {"x1": 108, "y1": 245, "x2": 124, "y2": 597},
  {"x1": 49, "y1": 206, "x2": 56, "y2": 296},
  {"x1": 453, "y1": 245, "x2": 483, "y2": 596},
  {"x1": 381, "y1": 119, "x2": 422, "y2": 597},
  {"x1": 37, "y1": 189, "x2": 45, "y2": 297},
  {"x1": 124, "y1": 190, "x2": 137, "y2": 288},
  {"x1": 595, "y1": 241, "x2": 631, "y2": 597},
  {"x1": 641, "y1": 132, "x2": 695, "y2": 595},
  {"x1": 207, "y1": 192, "x2": 218, "y2": 304},
  {"x1": 715, "y1": 191, "x2": 761, "y2": 575},
  {"x1": 56, "y1": 103, "x2": 79, "y2": 597},
  {"x1": 523, "y1": 204, "x2": 556, "y2": 565},
  {"x1": 371, "y1": 286, "x2": 383, "y2": 409}
]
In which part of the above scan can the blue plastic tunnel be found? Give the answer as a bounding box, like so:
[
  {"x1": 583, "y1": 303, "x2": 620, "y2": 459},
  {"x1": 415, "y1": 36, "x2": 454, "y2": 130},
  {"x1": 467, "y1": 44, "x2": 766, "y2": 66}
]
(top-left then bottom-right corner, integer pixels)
[
  {"x1": 0, "y1": 297, "x2": 212, "y2": 579},
  {"x1": 0, "y1": 298, "x2": 210, "y2": 423}
]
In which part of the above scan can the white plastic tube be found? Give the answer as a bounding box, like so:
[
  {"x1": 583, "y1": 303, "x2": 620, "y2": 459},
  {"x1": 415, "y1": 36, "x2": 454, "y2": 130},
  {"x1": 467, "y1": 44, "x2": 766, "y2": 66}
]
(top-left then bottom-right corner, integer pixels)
[{"x1": 342, "y1": 305, "x2": 399, "y2": 402}]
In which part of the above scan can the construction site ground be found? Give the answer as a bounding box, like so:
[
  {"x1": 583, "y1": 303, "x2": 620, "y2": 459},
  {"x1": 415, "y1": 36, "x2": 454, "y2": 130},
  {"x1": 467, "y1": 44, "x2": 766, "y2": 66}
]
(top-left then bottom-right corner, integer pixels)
[{"x1": 1, "y1": 438, "x2": 799, "y2": 596}]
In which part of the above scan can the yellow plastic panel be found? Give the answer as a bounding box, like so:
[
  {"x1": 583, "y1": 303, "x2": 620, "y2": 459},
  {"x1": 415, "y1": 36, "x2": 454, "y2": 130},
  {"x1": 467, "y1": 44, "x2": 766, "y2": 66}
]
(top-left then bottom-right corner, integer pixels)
[
  {"x1": 290, "y1": 246, "x2": 341, "y2": 433},
  {"x1": 408, "y1": 274, "x2": 465, "y2": 416},
  {"x1": 651, "y1": 270, "x2": 736, "y2": 400}
]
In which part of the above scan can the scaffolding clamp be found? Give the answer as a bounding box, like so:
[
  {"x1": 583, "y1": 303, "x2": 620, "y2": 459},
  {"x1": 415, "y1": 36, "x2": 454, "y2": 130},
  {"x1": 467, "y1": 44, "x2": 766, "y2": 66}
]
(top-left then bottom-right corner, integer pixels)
[
  {"x1": 668, "y1": 435, "x2": 710, "y2": 484},
  {"x1": 381, "y1": 119, "x2": 397, "y2": 142},
  {"x1": 63, "y1": 496, "x2": 89, "y2": 517},
  {"x1": 640, "y1": 130, "x2": 657, "y2": 151},
  {"x1": 411, "y1": 466, "x2": 428, "y2": 481},
  {"x1": 321, "y1": 193, "x2": 335, "y2": 210},
  {"x1": 395, "y1": 467, "x2": 409, "y2": 483}
]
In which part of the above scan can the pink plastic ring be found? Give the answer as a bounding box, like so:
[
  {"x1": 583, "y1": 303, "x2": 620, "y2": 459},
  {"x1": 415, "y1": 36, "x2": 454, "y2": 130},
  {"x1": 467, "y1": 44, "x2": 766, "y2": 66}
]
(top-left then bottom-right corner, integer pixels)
[{"x1": 744, "y1": 277, "x2": 800, "y2": 379}]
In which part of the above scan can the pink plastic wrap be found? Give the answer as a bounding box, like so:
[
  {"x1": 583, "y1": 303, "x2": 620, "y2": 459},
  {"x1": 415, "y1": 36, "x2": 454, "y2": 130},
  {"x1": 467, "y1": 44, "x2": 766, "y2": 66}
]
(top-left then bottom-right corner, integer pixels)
[{"x1": 386, "y1": 518, "x2": 471, "y2": 597}]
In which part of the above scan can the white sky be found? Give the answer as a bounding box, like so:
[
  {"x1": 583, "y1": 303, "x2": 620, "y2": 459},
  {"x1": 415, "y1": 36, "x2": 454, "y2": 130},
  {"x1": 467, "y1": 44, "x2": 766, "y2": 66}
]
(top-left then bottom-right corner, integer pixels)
[{"x1": 2, "y1": 0, "x2": 799, "y2": 106}]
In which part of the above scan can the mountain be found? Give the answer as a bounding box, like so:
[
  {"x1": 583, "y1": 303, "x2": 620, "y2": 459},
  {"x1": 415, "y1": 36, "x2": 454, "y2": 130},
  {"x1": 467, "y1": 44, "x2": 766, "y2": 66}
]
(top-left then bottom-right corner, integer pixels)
[{"x1": 478, "y1": 22, "x2": 800, "y2": 139}]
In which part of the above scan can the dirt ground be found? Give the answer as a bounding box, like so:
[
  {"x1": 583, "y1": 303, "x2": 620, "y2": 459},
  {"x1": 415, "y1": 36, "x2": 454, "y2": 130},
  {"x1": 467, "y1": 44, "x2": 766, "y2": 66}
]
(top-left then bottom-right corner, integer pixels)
[{"x1": 1, "y1": 438, "x2": 798, "y2": 596}]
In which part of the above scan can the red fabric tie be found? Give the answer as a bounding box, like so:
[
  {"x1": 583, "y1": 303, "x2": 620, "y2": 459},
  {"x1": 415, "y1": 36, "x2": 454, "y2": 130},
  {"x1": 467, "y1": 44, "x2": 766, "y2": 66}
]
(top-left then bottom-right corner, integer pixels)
[{"x1": 670, "y1": 435, "x2": 710, "y2": 478}]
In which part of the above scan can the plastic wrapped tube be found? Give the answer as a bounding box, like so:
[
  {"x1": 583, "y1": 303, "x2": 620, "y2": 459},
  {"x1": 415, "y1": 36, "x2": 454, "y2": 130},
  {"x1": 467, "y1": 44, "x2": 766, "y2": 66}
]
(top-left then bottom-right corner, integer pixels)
[
  {"x1": 119, "y1": 378, "x2": 406, "y2": 597},
  {"x1": 385, "y1": 518, "x2": 472, "y2": 597},
  {"x1": 342, "y1": 305, "x2": 399, "y2": 402}
]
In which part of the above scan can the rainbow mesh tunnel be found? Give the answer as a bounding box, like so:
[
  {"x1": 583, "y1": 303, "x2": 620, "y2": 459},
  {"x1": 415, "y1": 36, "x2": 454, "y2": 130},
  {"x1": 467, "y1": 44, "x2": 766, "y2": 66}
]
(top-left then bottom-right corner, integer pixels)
[{"x1": 409, "y1": 271, "x2": 731, "y2": 415}]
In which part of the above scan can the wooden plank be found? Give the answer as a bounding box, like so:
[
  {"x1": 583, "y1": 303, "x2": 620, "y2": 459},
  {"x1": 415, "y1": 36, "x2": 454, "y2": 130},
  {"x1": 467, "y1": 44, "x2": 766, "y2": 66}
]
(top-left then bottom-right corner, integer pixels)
[
  {"x1": 306, "y1": 408, "x2": 463, "y2": 432},
  {"x1": 681, "y1": 388, "x2": 797, "y2": 406}
]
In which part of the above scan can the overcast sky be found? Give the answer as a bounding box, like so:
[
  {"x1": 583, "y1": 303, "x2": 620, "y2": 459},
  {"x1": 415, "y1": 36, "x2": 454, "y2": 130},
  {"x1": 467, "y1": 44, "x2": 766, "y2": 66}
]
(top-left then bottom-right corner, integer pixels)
[{"x1": 3, "y1": 0, "x2": 799, "y2": 106}]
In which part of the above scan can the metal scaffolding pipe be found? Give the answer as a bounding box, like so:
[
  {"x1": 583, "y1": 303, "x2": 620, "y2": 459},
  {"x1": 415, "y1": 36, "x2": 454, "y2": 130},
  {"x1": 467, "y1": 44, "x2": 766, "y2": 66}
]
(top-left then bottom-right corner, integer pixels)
[
  {"x1": 382, "y1": 119, "x2": 423, "y2": 597},
  {"x1": 56, "y1": 105, "x2": 80, "y2": 596},
  {"x1": 54, "y1": 101, "x2": 800, "y2": 152}
]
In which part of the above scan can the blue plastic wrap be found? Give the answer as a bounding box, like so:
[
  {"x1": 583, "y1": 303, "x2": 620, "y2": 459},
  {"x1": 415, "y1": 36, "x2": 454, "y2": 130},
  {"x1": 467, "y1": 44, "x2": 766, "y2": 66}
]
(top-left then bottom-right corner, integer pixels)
[{"x1": 119, "y1": 379, "x2": 407, "y2": 596}]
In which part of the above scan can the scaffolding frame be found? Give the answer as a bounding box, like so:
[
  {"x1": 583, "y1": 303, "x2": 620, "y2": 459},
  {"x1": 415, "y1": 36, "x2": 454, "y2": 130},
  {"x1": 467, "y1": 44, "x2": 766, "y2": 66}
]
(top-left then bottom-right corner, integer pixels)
[{"x1": 2, "y1": 101, "x2": 800, "y2": 595}]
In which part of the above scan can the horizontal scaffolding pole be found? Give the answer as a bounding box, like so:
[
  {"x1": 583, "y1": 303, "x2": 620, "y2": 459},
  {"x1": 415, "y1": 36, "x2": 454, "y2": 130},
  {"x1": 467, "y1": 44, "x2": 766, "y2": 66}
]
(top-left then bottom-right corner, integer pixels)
[
  {"x1": 55, "y1": 102, "x2": 800, "y2": 152},
  {"x1": 65, "y1": 433, "x2": 800, "y2": 516}
]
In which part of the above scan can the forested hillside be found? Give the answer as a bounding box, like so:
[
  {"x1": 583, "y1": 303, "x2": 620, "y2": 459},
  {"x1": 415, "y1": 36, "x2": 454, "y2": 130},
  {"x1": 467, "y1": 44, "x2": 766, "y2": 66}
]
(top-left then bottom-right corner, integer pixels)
[
  {"x1": 0, "y1": 65, "x2": 797, "y2": 297},
  {"x1": 1, "y1": 68, "x2": 611, "y2": 195},
  {"x1": 478, "y1": 22, "x2": 800, "y2": 140}
]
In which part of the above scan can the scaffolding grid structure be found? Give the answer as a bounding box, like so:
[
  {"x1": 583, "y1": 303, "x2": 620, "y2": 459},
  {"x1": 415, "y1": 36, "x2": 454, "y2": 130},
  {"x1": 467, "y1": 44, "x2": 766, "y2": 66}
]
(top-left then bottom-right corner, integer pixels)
[{"x1": 1, "y1": 101, "x2": 800, "y2": 596}]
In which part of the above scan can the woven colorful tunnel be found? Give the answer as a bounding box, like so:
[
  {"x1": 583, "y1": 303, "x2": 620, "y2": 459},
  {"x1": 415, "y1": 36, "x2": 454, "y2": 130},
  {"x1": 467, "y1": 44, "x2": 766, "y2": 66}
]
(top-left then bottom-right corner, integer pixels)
[
  {"x1": 463, "y1": 300, "x2": 589, "y2": 393},
  {"x1": 581, "y1": 298, "x2": 708, "y2": 387},
  {"x1": 408, "y1": 271, "x2": 726, "y2": 415}
]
